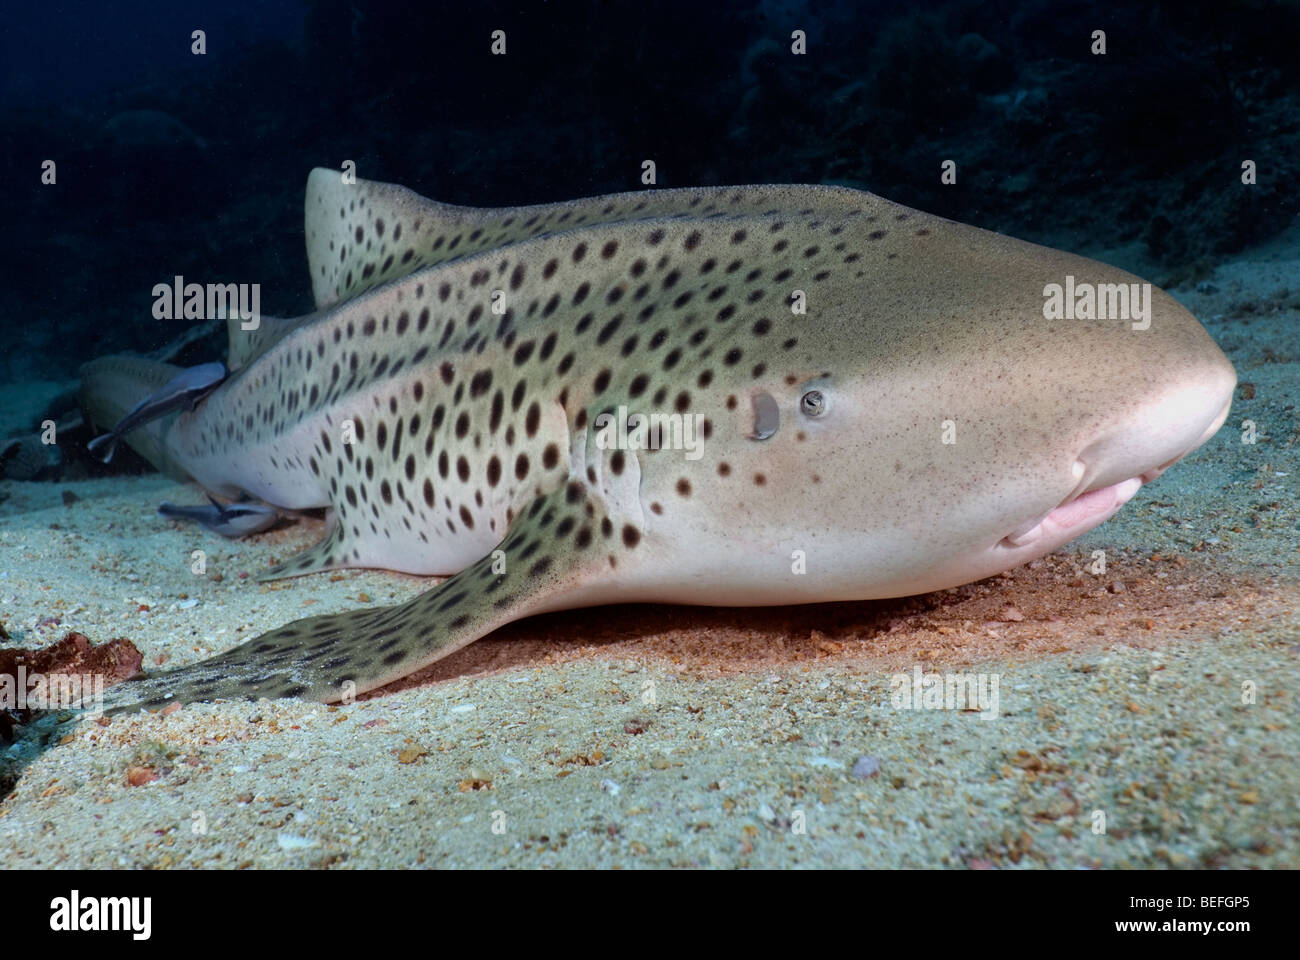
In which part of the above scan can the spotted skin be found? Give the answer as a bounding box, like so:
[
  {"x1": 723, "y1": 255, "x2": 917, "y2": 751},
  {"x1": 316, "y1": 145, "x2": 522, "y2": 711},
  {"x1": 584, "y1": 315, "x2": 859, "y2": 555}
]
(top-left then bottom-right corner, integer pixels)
[
  {"x1": 86, "y1": 169, "x2": 1234, "y2": 712},
  {"x1": 102, "y1": 480, "x2": 618, "y2": 710}
]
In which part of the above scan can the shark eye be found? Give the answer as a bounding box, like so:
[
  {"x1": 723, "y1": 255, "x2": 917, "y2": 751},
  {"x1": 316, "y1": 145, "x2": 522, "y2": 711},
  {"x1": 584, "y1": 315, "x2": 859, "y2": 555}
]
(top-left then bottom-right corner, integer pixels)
[{"x1": 800, "y1": 390, "x2": 827, "y2": 417}]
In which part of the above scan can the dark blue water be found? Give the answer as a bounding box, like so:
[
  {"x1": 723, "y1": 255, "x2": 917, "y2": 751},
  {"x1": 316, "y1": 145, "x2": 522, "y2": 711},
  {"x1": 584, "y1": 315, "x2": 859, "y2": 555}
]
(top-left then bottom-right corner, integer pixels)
[{"x1": 2, "y1": 0, "x2": 1297, "y2": 387}]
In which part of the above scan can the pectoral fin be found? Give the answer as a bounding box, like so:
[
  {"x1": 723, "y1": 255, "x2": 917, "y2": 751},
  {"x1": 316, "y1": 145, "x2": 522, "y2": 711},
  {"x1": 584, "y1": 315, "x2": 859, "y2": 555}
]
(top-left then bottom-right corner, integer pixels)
[
  {"x1": 100, "y1": 481, "x2": 618, "y2": 712},
  {"x1": 257, "y1": 519, "x2": 347, "y2": 581}
]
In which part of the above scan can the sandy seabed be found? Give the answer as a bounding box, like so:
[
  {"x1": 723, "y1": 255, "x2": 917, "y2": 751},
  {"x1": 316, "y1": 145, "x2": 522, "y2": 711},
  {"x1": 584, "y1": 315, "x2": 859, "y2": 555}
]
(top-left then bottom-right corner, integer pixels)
[{"x1": 1, "y1": 243, "x2": 1297, "y2": 869}]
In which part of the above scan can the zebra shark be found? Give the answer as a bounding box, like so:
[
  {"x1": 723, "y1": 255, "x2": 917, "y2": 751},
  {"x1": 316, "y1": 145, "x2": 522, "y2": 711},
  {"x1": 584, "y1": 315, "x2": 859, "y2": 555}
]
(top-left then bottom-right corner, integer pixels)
[{"x1": 80, "y1": 168, "x2": 1235, "y2": 712}]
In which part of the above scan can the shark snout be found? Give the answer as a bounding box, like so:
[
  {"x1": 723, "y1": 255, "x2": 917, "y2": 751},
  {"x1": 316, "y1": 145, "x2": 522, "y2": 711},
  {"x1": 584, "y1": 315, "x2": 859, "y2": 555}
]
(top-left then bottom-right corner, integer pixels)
[
  {"x1": 1137, "y1": 389, "x2": 1233, "y2": 483},
  {"x1": 1000, "y1": 316, "x2": 1235, "y2": 552},
  {"x1": 1073, "y1": 335, "x2": 1236, "y2": 499}
]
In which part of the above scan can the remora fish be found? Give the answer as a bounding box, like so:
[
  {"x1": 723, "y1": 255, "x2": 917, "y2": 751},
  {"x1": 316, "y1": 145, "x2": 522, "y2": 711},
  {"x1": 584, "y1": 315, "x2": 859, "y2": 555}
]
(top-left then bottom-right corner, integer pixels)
[
  {"x1": 158, "y1": 496, "x2": 280, "y2": 537},
  {"x1": 86, "y1": 361, "x2": 227, "y2": 462},
  {"x1": 80, "y1": 169, "x2": 1235, "y2": 712}
]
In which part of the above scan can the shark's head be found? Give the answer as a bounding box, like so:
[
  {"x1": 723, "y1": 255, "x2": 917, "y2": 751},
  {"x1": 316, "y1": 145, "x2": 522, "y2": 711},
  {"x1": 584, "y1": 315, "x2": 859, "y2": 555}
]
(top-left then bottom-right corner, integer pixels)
[{"x1": 703, "y1": 215, "x2": 1235, "y2": 602}]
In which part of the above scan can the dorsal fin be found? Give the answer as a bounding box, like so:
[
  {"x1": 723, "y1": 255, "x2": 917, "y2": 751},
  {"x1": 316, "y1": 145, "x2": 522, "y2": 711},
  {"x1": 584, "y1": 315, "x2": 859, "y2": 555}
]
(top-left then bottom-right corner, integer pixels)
[
  {"x1": 304, "y1": 167, "x2": 877, "y2": 310},
  {"x1": 225, "y1": 310, "x2": 317, "y2": 371}
]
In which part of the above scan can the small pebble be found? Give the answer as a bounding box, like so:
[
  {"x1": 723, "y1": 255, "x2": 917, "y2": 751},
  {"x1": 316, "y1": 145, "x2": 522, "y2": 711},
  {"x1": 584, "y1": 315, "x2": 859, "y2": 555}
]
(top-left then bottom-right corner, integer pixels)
[
  {"x1": 126, "y1": 766, "x2": 158, "y2": 787},
  {"x1": 808, "y1": 755, "x2": 844, "y2": 770},
  {"x1": 851, "y1": 756, "x2": 881, "y2": 780}
]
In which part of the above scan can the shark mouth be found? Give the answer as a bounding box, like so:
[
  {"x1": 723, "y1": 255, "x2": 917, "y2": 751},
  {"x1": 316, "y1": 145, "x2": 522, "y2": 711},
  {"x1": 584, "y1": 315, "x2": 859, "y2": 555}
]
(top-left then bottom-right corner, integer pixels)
[
  {"x1": 999, "y1": 393, "x2": 1232, "y2": 551},
  {"x1": 993, "y1": 390, "x2": 1227, "y2": 548},
  {"x1": 1000, "y1": 476, "x2": 1144, "y2": 548},
  {"x1": 999, "y1": 447, "x2": 1194, "y2": 549}
]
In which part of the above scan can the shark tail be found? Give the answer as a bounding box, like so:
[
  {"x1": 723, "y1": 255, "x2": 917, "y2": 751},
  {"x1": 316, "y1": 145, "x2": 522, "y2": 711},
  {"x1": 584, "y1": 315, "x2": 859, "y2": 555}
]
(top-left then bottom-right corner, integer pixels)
[{"x1": 78, "y1": 355, "x2": 193, "y2": 480}]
